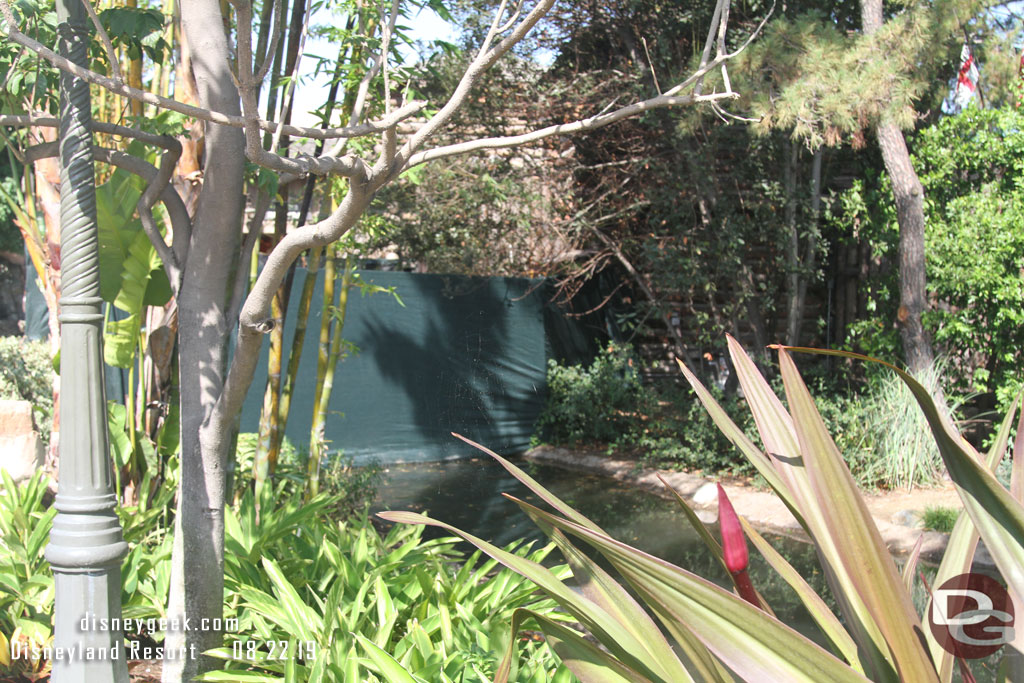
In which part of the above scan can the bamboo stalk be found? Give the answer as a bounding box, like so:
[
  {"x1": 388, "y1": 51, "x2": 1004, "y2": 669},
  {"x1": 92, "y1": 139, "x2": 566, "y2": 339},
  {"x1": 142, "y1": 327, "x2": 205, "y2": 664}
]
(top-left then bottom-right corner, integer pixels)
[
  {"x1": 306, "y1": 254, "x2": 352, "y2": 499},
  {"x1": 253, "y1": 285, "x2": 283, "y2": 511},
  {"x1": 269, "y1": 245, "x2": 322, "y2": 462}
]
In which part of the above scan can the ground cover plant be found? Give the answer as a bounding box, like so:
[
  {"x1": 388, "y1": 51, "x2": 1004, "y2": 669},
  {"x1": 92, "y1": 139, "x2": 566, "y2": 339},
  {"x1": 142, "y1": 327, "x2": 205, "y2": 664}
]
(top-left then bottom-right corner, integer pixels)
[
  {"x1": 199, "y1": 491, "x2": 573, "y2": 682},
  {"x1": 0, "y1": 439, "x2": 570, "y2": 682},
  {"x1": 920, "y1": 505, "x2": 960, "y2": 534},
  {"x1": 387, "y1": 338, "x2": 1024, "y2": 682}
]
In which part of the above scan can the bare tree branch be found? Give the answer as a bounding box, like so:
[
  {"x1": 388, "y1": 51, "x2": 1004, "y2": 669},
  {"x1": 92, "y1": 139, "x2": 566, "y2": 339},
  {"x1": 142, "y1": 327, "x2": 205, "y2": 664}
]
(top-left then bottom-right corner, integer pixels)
[
  {"x1": 94, "y1": 148, "x2": 185, "y2": 290},
  {"x1": 254, "y1": 0, "x2": 284, "y2": 84},
  {"x1": 376, "y1": 0, "x2": 402, "y2": 167},
  {"x1": 211, "y1": 177, "x2": 371, "y2": 443},
  {"x1": 23, "y1": 140, "x2": 57, "y2": 165},
  {"x1": 18, "y1": 120, "x2": 190, "y2": 285},
  {"x1": 386, "y1": 0, "x2": 558, "y2": 175},
  {"x1": 406, "y1": 89, "x2": 737, "y2": 168},
  {"x1": 225, "y1": 186, "x2": 272, "y2": 328},
  {"x1": 20, "y1": 139, "x2": 194, "y2": 289}
]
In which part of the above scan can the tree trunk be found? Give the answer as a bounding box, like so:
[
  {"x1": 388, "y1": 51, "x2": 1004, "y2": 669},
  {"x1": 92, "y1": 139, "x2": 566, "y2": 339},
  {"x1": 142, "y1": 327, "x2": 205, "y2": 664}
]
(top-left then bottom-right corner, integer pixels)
[
  {"x1": 875, "y1": 122, "x2": 933, "y2": 373},
  {"x1": 162, "y1": 0, "x2": 246, "y2": 678},
  {"x1": 792, "y1": 147, "x2": 822, "y2": 346},
  {"x1": 860, "y1": 0, "x2": 934, "y2": 374},
  {"x1": 783, "y1": 139, "x2": 800, "y2": 346}
]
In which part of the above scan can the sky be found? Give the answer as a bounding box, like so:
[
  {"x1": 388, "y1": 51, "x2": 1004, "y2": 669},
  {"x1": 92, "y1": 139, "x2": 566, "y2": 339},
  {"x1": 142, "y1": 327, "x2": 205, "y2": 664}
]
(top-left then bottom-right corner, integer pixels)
[{"x1": 286, "y1": 6, "x2": 458, "y2": 127}]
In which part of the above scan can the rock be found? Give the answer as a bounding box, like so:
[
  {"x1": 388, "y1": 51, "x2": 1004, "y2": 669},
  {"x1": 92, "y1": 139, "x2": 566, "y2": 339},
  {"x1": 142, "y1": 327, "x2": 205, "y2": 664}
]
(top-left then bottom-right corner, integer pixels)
[
  {"x1": 695, "y1": 508, "x2": 717, "y2": 524},
  {"x1": 891, "y1": 509, "x2": 922, "y2": 529},
  {"x1": 0, "y1": 399, "x2": 45, "y2": 483},
  {"x1": 692, "y1": 482, "x2": 718, "y2": 506}
]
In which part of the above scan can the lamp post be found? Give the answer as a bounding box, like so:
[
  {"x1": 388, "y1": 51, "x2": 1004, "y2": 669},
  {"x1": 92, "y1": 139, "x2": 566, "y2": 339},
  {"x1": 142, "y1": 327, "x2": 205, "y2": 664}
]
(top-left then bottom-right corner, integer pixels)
[{"x1": 44, "y1": 0, "x2": 129, "y2": 680}]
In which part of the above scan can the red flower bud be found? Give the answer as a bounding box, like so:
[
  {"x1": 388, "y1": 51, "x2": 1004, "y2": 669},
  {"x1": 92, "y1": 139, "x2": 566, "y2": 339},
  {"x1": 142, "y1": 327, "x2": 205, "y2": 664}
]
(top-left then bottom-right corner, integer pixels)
[{"x1": 717, "y1": 483, "x2": 748, "y2": 574}]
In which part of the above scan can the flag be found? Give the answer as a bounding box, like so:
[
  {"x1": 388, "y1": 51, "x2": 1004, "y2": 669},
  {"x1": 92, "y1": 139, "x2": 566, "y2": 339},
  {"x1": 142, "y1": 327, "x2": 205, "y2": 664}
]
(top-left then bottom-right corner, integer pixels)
[{"x1": 954, "y1": 43, "x2": 979, "y2": 109}]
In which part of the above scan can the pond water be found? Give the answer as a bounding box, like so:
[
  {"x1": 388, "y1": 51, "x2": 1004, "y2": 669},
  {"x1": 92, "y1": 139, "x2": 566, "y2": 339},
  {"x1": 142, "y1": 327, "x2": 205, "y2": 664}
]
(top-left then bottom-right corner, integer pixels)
[
  {"x1": 370, "y1": 457, "x2": 831, "y2": 647},
  {"x1": 370, "y1": 457, "x2": 1005, "y2": 682}
]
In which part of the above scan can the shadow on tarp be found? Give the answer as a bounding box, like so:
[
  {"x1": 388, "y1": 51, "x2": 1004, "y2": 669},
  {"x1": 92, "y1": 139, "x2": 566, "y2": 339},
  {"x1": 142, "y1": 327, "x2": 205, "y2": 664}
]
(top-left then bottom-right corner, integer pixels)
[{"x1": 240, "y1": 269, "x2": 554, "y2": 465}]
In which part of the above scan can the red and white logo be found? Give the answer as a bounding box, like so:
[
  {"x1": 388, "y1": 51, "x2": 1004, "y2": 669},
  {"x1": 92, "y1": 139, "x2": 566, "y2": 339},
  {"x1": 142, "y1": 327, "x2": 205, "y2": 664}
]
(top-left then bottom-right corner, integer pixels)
[{"x1": 927, "y1": 573, "x2": 1015, "y2": 659}]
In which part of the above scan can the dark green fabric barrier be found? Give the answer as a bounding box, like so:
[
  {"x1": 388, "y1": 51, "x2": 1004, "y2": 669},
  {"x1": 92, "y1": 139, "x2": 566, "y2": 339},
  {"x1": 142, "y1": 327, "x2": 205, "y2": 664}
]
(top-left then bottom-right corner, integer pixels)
[{"x1": 241, "y1": 269, "x2": 552, "y2": 464}]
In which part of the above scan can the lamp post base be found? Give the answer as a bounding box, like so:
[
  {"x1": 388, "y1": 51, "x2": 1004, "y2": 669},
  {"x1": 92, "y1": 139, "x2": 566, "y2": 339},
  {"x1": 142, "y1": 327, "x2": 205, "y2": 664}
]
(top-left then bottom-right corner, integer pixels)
[{"x1": 49, "y1": 564, "x2": 129, "y2": 682}]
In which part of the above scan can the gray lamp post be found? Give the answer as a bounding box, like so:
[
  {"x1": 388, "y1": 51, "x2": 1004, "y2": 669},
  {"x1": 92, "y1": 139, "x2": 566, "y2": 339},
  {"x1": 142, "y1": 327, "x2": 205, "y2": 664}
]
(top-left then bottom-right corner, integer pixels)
[{"x1": 44, "y1": 0, "x2": 129, "y2": 680}]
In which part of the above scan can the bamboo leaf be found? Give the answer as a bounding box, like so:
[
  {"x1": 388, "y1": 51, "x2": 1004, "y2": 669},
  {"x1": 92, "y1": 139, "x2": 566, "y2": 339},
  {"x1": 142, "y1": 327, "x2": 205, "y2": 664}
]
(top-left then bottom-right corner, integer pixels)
[
  {"x1": 354, "y1": 633, "x2": 420, "y2": 683},
  {"x1": 261, "y1": 558, "x2": 317, "y2": 643}
]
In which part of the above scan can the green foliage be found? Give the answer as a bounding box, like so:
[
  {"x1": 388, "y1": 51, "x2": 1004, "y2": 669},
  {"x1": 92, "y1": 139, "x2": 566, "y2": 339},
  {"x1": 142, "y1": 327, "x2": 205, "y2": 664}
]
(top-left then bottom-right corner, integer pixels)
[
  {"x1": 96, "y1": 154, "x2": 173, "y2": 368},
  {"x1": 538, "y1": 344, "x2": 959, "y2": 489},
  {"x1": 914, "y1": 106, "x2": 1024, "y2": 409},
  {"x1": 199, "y1": 490, "x2": 572, "y2": 682},
  {"x1": 233, "y1": 433, "x2": 382, "y2": 516},
  {"x1": 0, "y1": 462, "x2": 564, "y2": 681},
  {"x1": 827, "y1": 364, "x2": 959, "y2": 490},
  {"x1": 536, "y1": 343, "x2": 645, "y2": 445},
  {"x1": 99, "y1": 6, "x2": 170, "y2": 62},
  {"x1": 0, "y1": 470, "x2": 55, "y2": 678},
  {"x1": 0, "y1": 152, "x2": 21, "y2": 254},
  {"x1": 0, "y1": 336, "x2": 53, "y2": 444},
  {"x1": 0, "y1": 465, "x2": 179, "y2": 677},
  {"x1": 920, "y1": 505, "x2": 959, "y2": 534},
  {"x1": 835, "y1": 106, "x2": 1024, "y2": 411},
  {"x1": 611, "y1": 382, "x2": 760, "y2": 478}
]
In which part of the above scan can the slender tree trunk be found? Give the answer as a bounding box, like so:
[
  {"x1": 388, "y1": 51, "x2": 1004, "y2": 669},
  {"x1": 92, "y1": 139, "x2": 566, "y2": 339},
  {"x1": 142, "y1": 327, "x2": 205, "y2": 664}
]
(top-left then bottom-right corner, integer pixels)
[
  {"x1": 791, "y1": 147, "x2": 822, "y2": 346},
  {"x1": 163, "y1": 0, "x2": 245, "y2": 679},
  {"x1": 783, "y1": 139, "x2": 801, "y2": 346},
  {"x1": 860, "y1": 0, "x2": 934, "y2": 374}
]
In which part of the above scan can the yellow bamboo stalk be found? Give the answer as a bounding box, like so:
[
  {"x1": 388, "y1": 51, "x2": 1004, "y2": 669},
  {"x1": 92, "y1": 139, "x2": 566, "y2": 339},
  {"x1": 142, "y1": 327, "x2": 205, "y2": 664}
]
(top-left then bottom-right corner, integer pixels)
[
  {"x1": 269, "y1": 245, "x2": 323, "y2": 467},
  {"x1": 253, "y1": 282, "x2": 284, "y2": 511},
  {"x1": 306, "y1": 254, "x2": 353, "y2": 499}
]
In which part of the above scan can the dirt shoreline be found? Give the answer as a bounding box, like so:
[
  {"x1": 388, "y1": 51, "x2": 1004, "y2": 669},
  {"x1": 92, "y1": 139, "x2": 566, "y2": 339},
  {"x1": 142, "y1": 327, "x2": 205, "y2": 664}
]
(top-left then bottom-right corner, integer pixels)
[{"x1": 523, "y1": 444, "x2": 994, "y2": 569}]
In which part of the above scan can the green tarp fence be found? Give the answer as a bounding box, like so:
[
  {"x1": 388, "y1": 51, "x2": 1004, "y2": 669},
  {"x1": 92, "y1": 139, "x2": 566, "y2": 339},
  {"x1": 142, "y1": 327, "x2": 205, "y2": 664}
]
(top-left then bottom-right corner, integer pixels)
[
  {"x1": 25, "y1": 259, "x2": 622, "y2": 464},
  {"x1": 240, "y1": 268, "x2": 603, "y2": 465}
]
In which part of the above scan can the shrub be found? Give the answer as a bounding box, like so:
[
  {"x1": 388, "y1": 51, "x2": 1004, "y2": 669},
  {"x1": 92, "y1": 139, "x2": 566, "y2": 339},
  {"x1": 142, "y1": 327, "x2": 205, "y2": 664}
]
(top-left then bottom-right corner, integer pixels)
[
  {"x1": 828, "y1": 363, "x2": 963, "y2": 490},
  {"x1": 536, "y1": 342, "x2": 646, "y2": 444},
  {"x1": 835, "y1": 106, "x2": 1024, "y2": 412},
  {"x1": 232, "y1": 432, "x2": 382, "y2": 515},
  {"x1": 617, "y1": 382, "x2": 760, "y2": 478},
  {"x1": 0, "y1": 471, "x2": 55, "y2": 679},
  {"x1": 0, "y1": 336, "x2": 54, "y2": 444}
]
